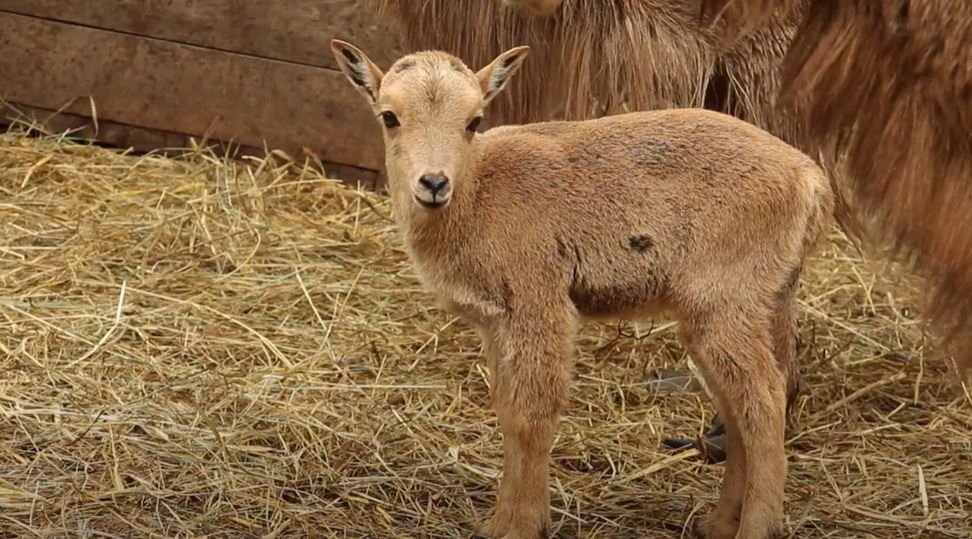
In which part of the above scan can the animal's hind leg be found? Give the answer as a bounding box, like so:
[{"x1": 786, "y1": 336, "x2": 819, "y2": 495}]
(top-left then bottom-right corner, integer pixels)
[
  {"x1": 478, "y1": 306, "x2": 575, "y2": 539},
  {"x1": 662, "y1": 270, "x2": 803, "y2": 463},
  {"x1": 660, "y1": 365, "x2": 730, "y2": 463},
  {"x1": 694, "y1": 393, "x2": 746, "y2": 539},
  {"x1": 685, "y1": 309, "x2": 787, "y2": 539}
]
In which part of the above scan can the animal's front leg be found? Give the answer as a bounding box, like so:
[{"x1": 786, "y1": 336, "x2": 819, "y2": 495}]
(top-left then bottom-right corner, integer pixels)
[{"x1": 478, "y1": 308, "x2": 575, "y2": 539}]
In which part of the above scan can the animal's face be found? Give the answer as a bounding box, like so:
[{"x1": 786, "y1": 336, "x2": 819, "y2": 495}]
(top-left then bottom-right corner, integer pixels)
[
  {"x1": 501, "y1": 0, "x2": 564, "y2": 16},
  {"x1": 331, "y1": 40, "x2": 529, "y2": 212},
  {"x1": 371, "y1": 54, "x2": 485, "y2": 211}
]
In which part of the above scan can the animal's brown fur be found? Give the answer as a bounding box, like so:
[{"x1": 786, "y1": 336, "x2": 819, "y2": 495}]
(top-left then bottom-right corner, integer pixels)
[
  {"x1": 376, "y1": 1, "x2": 788, "y2": 134},
  {"x1": 331, "y1": 39, "x2": 834, "y2": 539},
  {"x1": 499, "y1": 0, "x2": 564, "y2": 16},
  {"x1": 699, "y1": 0, "x2": 972, "y2": 378}
]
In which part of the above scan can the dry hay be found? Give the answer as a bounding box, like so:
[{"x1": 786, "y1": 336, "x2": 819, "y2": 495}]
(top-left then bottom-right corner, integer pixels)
[{"x1": 1, "y1": 125, "x2": 970, "y2": 539}]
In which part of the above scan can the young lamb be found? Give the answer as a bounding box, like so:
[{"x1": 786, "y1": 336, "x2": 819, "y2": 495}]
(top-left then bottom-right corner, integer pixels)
[{"x1": 331, "y1": 39, "x2": 835, "y2": 539}]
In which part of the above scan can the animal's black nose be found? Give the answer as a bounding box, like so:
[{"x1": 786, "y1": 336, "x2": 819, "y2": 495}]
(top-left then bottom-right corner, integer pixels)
[{"x1": 418, "y1": 174, "x2": 450, "y2": 195}]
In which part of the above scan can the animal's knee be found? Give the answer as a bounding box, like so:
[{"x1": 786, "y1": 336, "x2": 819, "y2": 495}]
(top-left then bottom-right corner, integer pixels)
[
  {"x1": 708, "y1": 350, "x2": 787, "y2": 426},
  {"x1": 493, "y1": 366, "x2": 567, "y2": 436},
  {"x1": 730, "y1": 384, "x2": 787, "y2": 443}
]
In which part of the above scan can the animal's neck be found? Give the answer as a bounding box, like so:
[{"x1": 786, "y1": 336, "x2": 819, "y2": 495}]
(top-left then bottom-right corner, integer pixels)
[{"x1": 390, "y1": 147, "x2": 485, "y2": 265}]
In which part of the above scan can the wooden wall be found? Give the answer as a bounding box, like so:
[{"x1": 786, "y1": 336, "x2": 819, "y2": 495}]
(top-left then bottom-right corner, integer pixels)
[{"x1": 0, "y1": 1, "x2": 402, "y2": 188}]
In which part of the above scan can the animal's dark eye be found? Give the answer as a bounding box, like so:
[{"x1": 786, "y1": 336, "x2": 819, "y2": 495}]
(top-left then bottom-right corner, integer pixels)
[
  {"x1": 380, "y1": 111, "x2": 400, "y2": 128},
  {"x1": 466, "y1": 116, "x2": 482, "y2": 133}
]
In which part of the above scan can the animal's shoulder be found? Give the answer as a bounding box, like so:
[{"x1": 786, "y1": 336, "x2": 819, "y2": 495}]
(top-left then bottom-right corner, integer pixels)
[{"x1": 478, "y1": 129, "x2": 570, "y2": 177}]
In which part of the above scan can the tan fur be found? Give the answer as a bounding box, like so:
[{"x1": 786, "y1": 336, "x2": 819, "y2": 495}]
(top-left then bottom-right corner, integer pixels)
[
  {"x1": 375, "y1": 0, "x2": 972, "y2": 377},
  {"x1": 372, "y1": 1, "x2": 813, "y2": 435},
  {"x1": 331, "y1": 40, "x2": 834, "y2": 539}
]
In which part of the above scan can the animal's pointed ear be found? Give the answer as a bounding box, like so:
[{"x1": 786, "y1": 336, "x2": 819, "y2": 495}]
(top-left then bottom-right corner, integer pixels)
[
  {"x1": 475, "y1": 45, "x2": 530, "y2": 105},
  {"x1": 330, "y1": 39, "x2": 384, "y2": 105}
]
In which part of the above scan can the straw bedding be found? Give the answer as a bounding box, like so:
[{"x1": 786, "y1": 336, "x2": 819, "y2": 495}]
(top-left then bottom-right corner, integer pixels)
[{"x1": 1, "y1": 125, "x2": 969, "y2": 538}]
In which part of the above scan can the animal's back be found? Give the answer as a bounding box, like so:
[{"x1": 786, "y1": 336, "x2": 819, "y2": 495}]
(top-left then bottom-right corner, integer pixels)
[
  {"x1": 479, "y1": 108, "x2": 825, "y2": 245},
  {"x1": 486, "y1": 108, "x2": 817, "y2": 186}
]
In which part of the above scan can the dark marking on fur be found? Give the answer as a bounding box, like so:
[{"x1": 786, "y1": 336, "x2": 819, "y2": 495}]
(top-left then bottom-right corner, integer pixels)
[
  {"x1": 773, "y1": 264, "x2": 803, "y2": 309},
  {"x1": 630, "y1": 139, "x2": 669, "y2": 168},
  {"x1": 892, "y1": 0, "x2": 909, "y2": 33},
  {"x1": 567, "y1": 240, "x2": 668, "y2": 318},
  {"x1": 553, "y1": 235, "x2": 582, "y2": 287},
  {"x1": 344, "y1": 59, "x2": 376, "y2": 102},
  {"x1": 448, "y1": 57, "x2": 466, "y2": 73},
  {"x1": 555, "y1": 235, "x2": 571, "y2": 259},
  {"x1": 650, "y1": 140, "x2": 669, "y2": 153},
  {"x1": 352, "y1": 77, "x2": 376, "y2": 101},
  {"x1": 340, "y1": 48, "x2": 358, "y2": 64},
  {"x1": 629, "y1": 234, "x2": 654, "y2": 252},
  {"x1": 392, "y1": 59, "x2": 416, "y2": 73},
  {"x1": 499, "y1": 277, "x2": 515, "y2": 314},
  {"x1": 571, "y1": 244, "x2": 583, "y2": 283}
]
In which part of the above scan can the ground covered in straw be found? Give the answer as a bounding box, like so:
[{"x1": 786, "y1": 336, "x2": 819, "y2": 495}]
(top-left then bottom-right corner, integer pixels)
[{"x1": 1, "y1": 127, "x2": 969, "y2": 539}]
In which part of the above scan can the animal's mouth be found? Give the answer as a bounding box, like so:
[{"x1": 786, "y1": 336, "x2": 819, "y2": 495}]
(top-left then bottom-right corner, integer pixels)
[{"x1": 414, "y1": 194, "x2": 450, "y2": 210}]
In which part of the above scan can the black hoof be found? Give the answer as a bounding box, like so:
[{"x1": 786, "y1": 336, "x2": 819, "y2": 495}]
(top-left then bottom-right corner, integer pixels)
[{"x1": 661, "y1": 415, "x2": 728, "y2": 463}]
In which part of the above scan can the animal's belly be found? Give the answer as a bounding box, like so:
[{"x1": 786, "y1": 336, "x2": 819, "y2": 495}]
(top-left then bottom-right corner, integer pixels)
[{"x1": 569, "y1": 280, "x2": 669, "y2": 322}]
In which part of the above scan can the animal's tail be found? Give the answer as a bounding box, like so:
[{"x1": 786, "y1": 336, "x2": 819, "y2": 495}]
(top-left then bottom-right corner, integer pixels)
[{"x1": 797, "y1": 164, "x2": 835, "y2": 262}]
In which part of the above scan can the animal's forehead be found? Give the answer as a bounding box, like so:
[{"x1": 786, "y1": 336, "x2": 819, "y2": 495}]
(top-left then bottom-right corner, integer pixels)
[
  {"x1": 379, "y1": 52, "x2": 481, "y2": 109},
  {"x1": 388, "y1": 50, "x2": 472, "y2": 78}
]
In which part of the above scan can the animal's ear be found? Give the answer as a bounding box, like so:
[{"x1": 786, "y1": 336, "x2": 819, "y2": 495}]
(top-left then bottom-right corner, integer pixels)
[
  {"x1": 330, "y1": 39, "x2": 384, "y2": 105},
  {"x1": 475, "y1": 45, "x2": 530, "y2": 105}
]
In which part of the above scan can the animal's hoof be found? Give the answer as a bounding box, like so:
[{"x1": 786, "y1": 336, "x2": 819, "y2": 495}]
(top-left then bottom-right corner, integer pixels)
[
  {"x1": 477, "y1": 517, "x2": 549, "y2": 539},
  {"x1": 476, "y1": 517, "x2": 505, "y2": 538},
  {"x1": 661, "y1": 432, "x2": 728, "y2": 463},
  {"x1": 662, "y1": 413, "x2": 728, "y2": 463},
  {"x1": 692, "y1": 515, "x2": 738, "y2": 539}
]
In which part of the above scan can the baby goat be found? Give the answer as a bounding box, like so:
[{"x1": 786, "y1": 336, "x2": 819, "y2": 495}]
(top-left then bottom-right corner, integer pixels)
[{"x1": 331, "y1": 39, "x2": 835, "y2": 539}]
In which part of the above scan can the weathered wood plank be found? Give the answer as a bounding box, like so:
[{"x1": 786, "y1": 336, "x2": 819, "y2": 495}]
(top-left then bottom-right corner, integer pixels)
[
  {"x1": 0, "y1": 12, "x2": 386, "y2": 171},
  {"x1": 0, "y1": 0, "x2": 403, "y2": 70},
  {"x1": 1, "y1": 104, "x2": 385, "y2": 190}
]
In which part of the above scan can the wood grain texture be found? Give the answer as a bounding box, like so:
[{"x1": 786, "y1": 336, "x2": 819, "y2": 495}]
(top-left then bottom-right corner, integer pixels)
[
  {"x1": 0, "y1": 0, "x2": 403, "y2": 70},
  {"x1": 1, "y1": 104, "x2": 385, "y2": 190},
  {"x1": 0, "y1": 12, "x2": 387, "y2": 171}
]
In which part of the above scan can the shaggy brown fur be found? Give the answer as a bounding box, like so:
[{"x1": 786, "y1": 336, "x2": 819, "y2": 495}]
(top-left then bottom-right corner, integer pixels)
[
  {"x1": 699, "y1": 0, "x2": 972, "y2": 379},
  {"x1": 376, "y1": 0, "x2": 803, "y2": 139},
  {"x1": 331, "y1": 39, "x2": 834, "y2": 539}
]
